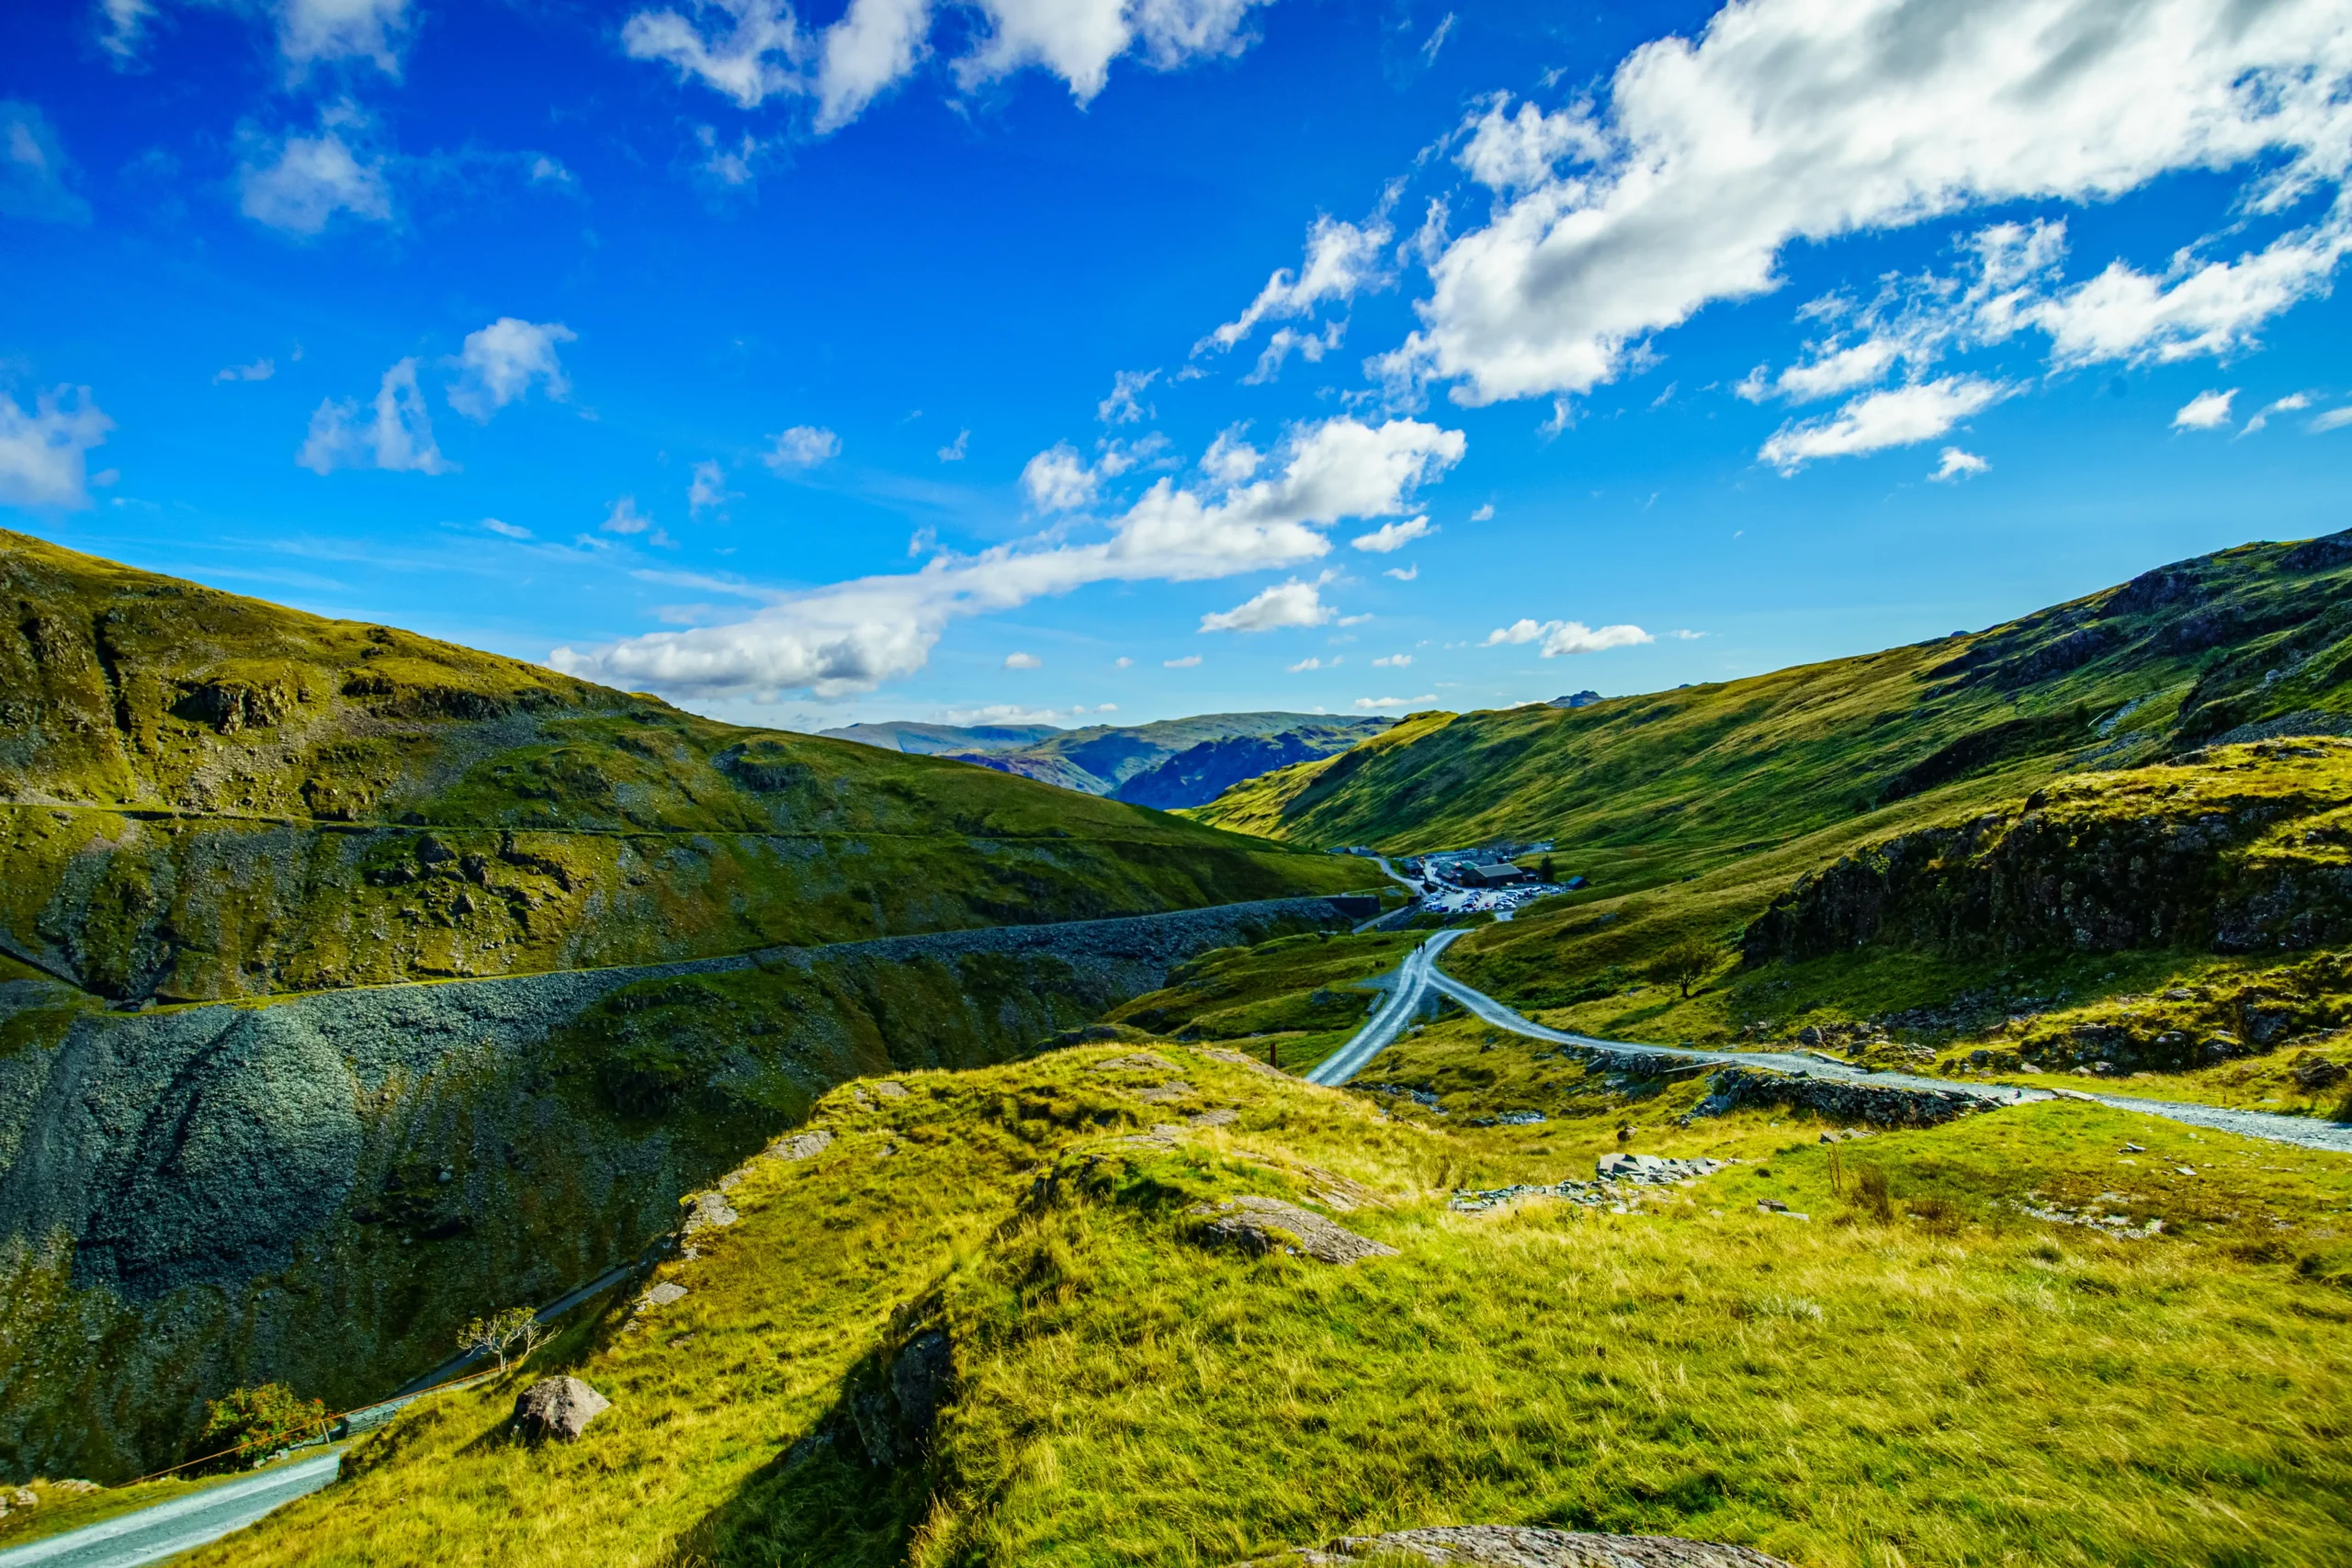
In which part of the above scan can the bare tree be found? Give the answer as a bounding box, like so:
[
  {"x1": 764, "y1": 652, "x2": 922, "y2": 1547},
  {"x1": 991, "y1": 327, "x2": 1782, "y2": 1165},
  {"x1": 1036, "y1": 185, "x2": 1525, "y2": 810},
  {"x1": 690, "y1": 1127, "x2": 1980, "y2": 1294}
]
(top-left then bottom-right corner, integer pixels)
[{"x1": 457, "y1": 1306, "x2": 545, "y2": 1374}]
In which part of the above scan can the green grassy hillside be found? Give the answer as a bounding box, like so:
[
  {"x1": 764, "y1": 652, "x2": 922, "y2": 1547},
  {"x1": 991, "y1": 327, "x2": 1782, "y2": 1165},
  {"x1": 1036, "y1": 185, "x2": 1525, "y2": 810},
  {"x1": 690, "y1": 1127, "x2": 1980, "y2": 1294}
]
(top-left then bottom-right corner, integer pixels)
[
  {"x1": 0, "y1": 532, "x2": 1374, "y2": 1002},
  {"x1": 1193, "y1": 530, "x2": 2352, "y2": 895},
  {"x1": 186, "y1": 1028, "x2": 2352, "y2": 1568}
]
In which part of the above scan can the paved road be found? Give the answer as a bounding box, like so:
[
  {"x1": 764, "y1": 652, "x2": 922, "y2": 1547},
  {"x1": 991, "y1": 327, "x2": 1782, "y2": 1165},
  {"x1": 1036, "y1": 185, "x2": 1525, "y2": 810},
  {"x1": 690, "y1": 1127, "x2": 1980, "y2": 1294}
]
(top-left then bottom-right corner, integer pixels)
[
  {"x1": 0, "y1": 1451, "x2": 344, "y2": 1568},
  {"x1": 1317, "y1": 932, "x2": 2352, "y2": 1154}
]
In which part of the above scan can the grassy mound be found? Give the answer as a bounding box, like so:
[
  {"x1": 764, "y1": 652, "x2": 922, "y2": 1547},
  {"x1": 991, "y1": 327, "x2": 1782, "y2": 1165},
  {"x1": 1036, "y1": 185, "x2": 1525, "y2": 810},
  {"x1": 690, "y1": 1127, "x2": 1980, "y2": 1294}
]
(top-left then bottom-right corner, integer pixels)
[{"x1": 189, "y1": 1025, "x2": 2352, "y2": 1568}]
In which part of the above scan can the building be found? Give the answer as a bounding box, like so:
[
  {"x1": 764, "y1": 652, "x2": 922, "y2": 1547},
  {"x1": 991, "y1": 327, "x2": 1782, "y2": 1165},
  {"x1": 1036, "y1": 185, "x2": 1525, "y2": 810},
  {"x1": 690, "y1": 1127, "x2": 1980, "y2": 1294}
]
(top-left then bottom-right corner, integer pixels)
[{"x1": 1458, "y1": 862, "x2": 1532, "y2": 887}]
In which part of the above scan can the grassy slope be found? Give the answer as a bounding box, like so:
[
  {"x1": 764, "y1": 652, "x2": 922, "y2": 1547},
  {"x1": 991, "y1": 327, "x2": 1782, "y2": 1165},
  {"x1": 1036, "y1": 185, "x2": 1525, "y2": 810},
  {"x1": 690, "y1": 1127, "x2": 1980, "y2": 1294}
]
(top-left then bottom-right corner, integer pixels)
[
  {"x1": 194, "y1": 1029, "x2": 2352, "y2": 1568},
  {"x1": 0, "y1": 532, "x2": 1373, "y2": 1001}
]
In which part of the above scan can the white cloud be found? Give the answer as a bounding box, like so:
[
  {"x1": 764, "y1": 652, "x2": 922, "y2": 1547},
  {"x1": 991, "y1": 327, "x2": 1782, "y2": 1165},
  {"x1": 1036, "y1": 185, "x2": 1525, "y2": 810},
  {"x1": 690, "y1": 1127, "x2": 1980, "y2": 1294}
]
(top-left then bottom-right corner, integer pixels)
[
  {"x1": 1758, "y1": 377, "x2": 2013, "y2": 472},
  {"x1": 1200, "y1": 578, "x2": 1332, "y2": 633},
  {"x1": 238, "y1": 115, "x2": 391, "y2": 235},
  {"x1": 96, "y1": 0, "x2": 154, "y2": 63},
  {"x1": 1467, "y1": 502, "x2": 1494, "y2": 521},
  {"x1": 214, "y1": 358, "x2": 276, "y2": 383},
  {"x1": 0, "y1": 387, "x2": 113, "y2": 509},
  {"x1": 1200, "y1": 426, "x2": 1261, "y2": 486},
  {"x1": 1354, "y1": 694, "x2": 1436, "y2": 709},
  {"x1": 296, "y1": 359, "x2": 452, "y2": 476},
  {"x1": 1287, "y1": 655, "x2": 1333, "y2": 671},
  {"x1": 1205, "y1": 214, "x2": 1391, "y2": 352},
  {"x1": 2171, "y1": 388, "x2": 2237, "y2": 430},
  {"x1": 1928, "y1": 446, "x2": 1989, "y2": 482},
  {"x1": 1384, "y1": 562, "x2": 1418, "y2": 581},
  {"x1": 482, "y1": 517, "x2": 531, "y2": 539},
  {"x1": 1244, "y1": 321, "x2": 1343, "y2": 384},
  {"x1": 0, "y1": 103, "x2": 92, "y2": 224},
  {"x1": 529, "y1": 156, "x2": 574, "y2": 186},
  {"x1": 1373, "y1": 653, "x2": 1411, "y2": 667},
  {"x1": 598, "y1": 497, "x2": 673, "y2": 547},
  {"x1": 278, "y1": 0, "x2": 411, "y2": 74},
  {"x1": 1114, "y1": 656, "x2": 1133, "y2": 668},
  {"x1": 1486, "y1": 617, "x2": 1651, "y2": 656},
  {"x1": 689, "y1": 459, "x2": 739, "y2": 513},
  {"x1": 551, "y1": 415, "x2": 1461, "y2": 698},
  {"x1": 622, "y1": 0, "x2": 1268, "y2": 136},
  {"x1": 447, "y1": 319, "x2": 575, "y2": 421},
  {"x1": 2310, "y1": 406, "x2": 2352, "y2": 433},
  {"x1": 1350, "y1": 514, "x2": 1432, "y2": 553},
  {"x1": 763, "y1": 424, "x2": 840, "y2": 468},
  {"x1": 2240, "y1": 392, "x2": 2310, "y2": 434},
  {"x1": 1163, "y1": 654, "x2": 1203, "y2": 668},
  {"x1": 1099, "y1": 368, "x2": 1159, "y2": 423},
  {"x1": 937, "y1": 428, "x2": 969, "y2": 461},
  {"x1": 1384, "y1": 0, "x2": 2352, "y2": 409},
  {"x1": 1022, "y1": 443, "x2": 1100, "y2": 511},
  {"x1": 1002, "y1": 650, "x2": 1042, "y2": 669}
]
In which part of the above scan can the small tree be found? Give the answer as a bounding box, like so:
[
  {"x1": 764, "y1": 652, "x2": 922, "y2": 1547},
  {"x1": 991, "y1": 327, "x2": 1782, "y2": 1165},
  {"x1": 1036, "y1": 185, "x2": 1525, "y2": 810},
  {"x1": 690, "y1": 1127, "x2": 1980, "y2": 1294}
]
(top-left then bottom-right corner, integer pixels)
[
  {"x1": 1644, "y1": 937, "x2": 1716, "y2": 999},
  {"x1": 194, "y1": 1383, "x2": 326, "y2": 1473},
  {"x1": 457, "y1": 1305, "x2": 545, "y2": 1375},
  {"x1": 1538, "y1": 855, "x2": 1556, "y2": 884}
]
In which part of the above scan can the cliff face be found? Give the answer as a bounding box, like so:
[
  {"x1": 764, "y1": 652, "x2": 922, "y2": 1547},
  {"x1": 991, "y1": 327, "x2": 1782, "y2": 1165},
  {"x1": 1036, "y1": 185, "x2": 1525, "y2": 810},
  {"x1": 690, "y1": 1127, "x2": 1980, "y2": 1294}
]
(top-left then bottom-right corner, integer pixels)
[
  {"x1": 1741, "y1": 740, "x2": 2352, "y2": 966},
  {"x1": 0, "y1": 897, "x2": 1351, "y2": 1482}
]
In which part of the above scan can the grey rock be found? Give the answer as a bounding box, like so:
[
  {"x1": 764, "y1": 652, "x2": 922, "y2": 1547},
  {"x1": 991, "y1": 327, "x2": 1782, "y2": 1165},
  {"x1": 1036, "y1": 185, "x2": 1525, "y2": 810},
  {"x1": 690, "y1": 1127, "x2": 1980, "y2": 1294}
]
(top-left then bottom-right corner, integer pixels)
[
  {"x1": 1247, "y1": 1526, "x2": 1792, "y2": 1567},
  {"x1": 1187, "y1": 1107, "x2": 1240, "y2": 1128},
  {"x1": 680, "y1": 1191, "x2": 739, "y2": 1235},
  {"x1": 639, "y1": 1280, "x2": 688, "y2": 1309},
  {"x1": 513, "y1": 1376, "x2": 609, "y2": 1442},
  {"x1": 1190, "y1": 1196, "x2": 1397, "y2": 1264},
  {"x1": 849, "y1": 1328, "x2": 954, "y2": 1467},
  {"x1": 775, "y1": 1129, "x2": 834, "y2": 1160},
  {"x1": 873, "y1": 1081, "x2": 910, "y2": 1099}
]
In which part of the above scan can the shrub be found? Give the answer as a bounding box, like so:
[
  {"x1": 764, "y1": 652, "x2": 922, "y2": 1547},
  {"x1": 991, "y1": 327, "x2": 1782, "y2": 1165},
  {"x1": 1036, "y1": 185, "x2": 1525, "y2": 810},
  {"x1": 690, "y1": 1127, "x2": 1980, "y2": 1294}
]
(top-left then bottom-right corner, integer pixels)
[
  {"x1": 458, "y1": 1305, "x2": 546, "y2": 1375},
  {"x1": 193, "y1": 1383, "x2": 327, "y2": 1473}
]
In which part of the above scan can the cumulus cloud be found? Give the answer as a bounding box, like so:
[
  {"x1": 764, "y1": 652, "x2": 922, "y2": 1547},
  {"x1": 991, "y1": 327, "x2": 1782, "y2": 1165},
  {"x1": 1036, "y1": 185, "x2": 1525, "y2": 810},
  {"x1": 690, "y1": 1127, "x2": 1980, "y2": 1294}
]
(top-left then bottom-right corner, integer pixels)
[
  {"x1": 238, "y1": 113, "x2": 392, "y2": 235},
  {"x1": 1486, "y1": 617, "x2": 1652, "y2": 656},
  {"x1": 1928, "y1": 446, "x2": 1989, "y2": 481},
  {"x1": 1244, "y1": 321, "x2": 1344, "y2": 385},
  {"x1": 599, "y1": 496, "x2": 673, "y2": 547},
  {"x1": 296, "y1": 359, "x2": 451, "y2": 476},
  {"x1": 1099, "y1": 368, "x2": 1158, "y2": 423},
  {"x1": 278, "y1": 0, "x2": 412, "y2": 75},
  {"x1": 2171, "y1": 388, "x2": 2237, "y2": 430},
  {"x1": 1758, "y1": 377, "x2": 2012, "y2": 473},
  {"x1": 1022, "y1": 444, "x2": 1100, "y2": 512},
  {"x1": 214, "y1": 358, "x2": 276, "y2": 383},
  {"x1": 551, "y1": 415, "x2": 1463, "y2": 698},
  {"x1": 1163, "y1": 654, "x2": 1202, "y2": 668},
  {"x1": 1384, "y1": 0, "x2": 2352, "y2": 410},
  {"x1": 1354, "y1": 693, "x2": 1435, "y2": 709},
  {"x1": 447, "y1": 319, "x2": 575, "y2": 421},
  {"x1": 1, "y1": 103, "x2": 92, "y2": 224},
  {"x1": 0, "y1": 387, "x2": 113, "y2": 509},
  {"x1": 689, "y1": 459, "x2": 740, "y2": 513},
  {"x1": 622, "y1": 0, "x2": 1268, "y2": 135},
  {"x1": 1002, "y1": 650, "x2": 1042, "y2": 668},
  {"x1": 763, "y1": 424, "x2": 840, "y2": 468},
  {"x1": 1384, "y1": 562, "x2": 1418, "y2": 581},
  {"x1": 2240, "y1": 393, "x2": 2311, "y2": 434},
  {"x1": 1350, "y1": 515, "x2": 1431, "y2": 553},
  {"x1": 1373, "y1": 653, "x2": 1411, "y2": 667},
  {"x1": 1204, "y1": 213, "x2": 1391, "y2": 353},
  {"x1": 1200, "y1": 578, "x2": 1332, "y2": 633},
  {"x1": 1467, "y1": 502, "x2": 1494, "y2": 521},
  {"x1": 1287, "y1": 655, "x2": 1333, "y2": 671}
]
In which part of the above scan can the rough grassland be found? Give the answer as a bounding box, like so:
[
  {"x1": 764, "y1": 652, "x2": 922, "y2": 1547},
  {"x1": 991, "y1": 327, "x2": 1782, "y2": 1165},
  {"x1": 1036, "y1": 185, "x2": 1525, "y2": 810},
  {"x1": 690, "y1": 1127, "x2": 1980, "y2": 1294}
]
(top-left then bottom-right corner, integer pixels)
[{"x1": 194, "y1": 1032, "x2": 2352, "y2": 1568}]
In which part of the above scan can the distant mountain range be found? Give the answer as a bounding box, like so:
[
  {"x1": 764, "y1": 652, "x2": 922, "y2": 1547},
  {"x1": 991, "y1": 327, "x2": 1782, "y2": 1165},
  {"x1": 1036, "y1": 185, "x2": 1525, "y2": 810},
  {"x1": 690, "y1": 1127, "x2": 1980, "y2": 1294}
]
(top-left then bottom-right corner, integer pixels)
[{"x1": 820, "y1": 712, "x2": 1390, "y2": 806}]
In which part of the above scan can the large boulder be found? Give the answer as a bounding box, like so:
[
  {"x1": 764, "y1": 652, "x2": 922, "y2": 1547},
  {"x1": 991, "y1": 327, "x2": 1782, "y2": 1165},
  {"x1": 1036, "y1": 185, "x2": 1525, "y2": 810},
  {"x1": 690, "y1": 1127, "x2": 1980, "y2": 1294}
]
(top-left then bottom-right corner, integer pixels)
[
  {"x1": 1189, "y1": 1196, "x2": 1396, "y2": 1264},
  {"x1": 513, "y1": 1376, "x2": 609, "y2": 1443}
]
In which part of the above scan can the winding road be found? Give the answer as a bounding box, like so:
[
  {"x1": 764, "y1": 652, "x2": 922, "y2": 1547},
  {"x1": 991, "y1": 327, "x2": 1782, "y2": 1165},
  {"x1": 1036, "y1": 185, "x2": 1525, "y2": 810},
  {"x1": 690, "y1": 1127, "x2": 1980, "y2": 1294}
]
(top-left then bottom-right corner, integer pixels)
[
  {"x1": 0, "y1": 1452, "x2": 345, "y2": 1568},
  {"x1": 1319, "y1": 931, "x2": 2352, "y2": 1155}
]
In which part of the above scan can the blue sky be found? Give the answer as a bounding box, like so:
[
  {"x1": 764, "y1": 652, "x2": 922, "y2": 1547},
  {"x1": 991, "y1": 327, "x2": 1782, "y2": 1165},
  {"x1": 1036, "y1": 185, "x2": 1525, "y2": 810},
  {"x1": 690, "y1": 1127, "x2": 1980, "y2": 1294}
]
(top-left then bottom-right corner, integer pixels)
[{"x1": 4, "y1": 0, "x2": 2349, "y2": 734}]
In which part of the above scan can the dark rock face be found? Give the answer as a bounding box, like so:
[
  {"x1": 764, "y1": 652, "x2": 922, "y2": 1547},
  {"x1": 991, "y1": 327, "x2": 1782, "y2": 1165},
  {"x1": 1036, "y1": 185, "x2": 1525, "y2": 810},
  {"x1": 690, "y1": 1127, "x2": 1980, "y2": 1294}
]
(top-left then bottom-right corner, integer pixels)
[
  {"x1": 513, "y1": 1376, "x2": 608, "y2": 1442},
  {"x1": 848, "y1": 1328, "x2": 953, "y2": 1467},
  {"x1": 1742, "y1": 785, "x2": 2352, "y2": 966},
  {"x1": 1243, "y1": 1525, "x2": 1793, "y2": 1567}
]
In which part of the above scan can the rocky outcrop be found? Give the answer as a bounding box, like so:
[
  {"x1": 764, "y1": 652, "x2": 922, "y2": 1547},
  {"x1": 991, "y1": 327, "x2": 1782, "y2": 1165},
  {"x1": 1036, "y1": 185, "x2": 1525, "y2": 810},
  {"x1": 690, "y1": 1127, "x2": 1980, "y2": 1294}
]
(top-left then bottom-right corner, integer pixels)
[
  {"x1": 1689, "y1": 1067, "x2": 1988, "y2": 1129},
  {"x1": 1237, "y1": 1526, "x2": 1792, "y2": 1567},
  {"x1": 1744, "y1": 743, "x2": 2352, "y2": 964},
  {"x1": 846, "y1": 1328, "x2": 954, "y2": 1468},
  {"x1": 1187, "y1": 1196, "x2": 1396, "y2": 1263},
  {"x1": 0, "y1": 896, "x2": 1355, "y2": 1483}
]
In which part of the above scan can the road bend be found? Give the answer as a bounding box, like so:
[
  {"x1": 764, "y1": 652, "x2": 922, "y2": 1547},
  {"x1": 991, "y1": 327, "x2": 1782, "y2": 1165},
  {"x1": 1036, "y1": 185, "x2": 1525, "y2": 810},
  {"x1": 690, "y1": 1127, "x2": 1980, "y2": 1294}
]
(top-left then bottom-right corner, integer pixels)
[
  {"x1": 1315, "y1": 932, "x2": 2352, "y2": 1155},
  {"x1": 0, "y1": 1451, "x2": 345, "y2": 1568}
]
